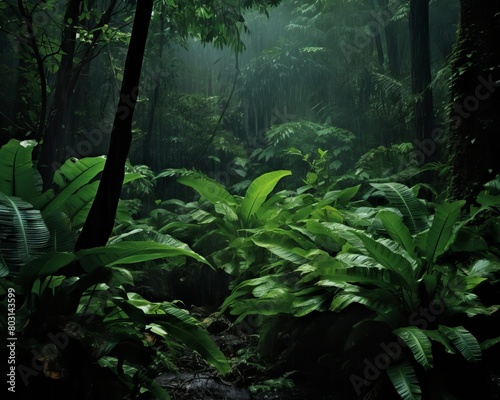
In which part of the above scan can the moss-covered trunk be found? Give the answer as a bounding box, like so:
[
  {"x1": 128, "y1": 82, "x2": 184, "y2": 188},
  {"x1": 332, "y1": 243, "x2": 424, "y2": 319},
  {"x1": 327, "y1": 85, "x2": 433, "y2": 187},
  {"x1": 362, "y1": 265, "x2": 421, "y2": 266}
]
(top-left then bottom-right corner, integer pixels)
[{"x1": 447, "y1": 1, "x2": 500, "y2": 201}]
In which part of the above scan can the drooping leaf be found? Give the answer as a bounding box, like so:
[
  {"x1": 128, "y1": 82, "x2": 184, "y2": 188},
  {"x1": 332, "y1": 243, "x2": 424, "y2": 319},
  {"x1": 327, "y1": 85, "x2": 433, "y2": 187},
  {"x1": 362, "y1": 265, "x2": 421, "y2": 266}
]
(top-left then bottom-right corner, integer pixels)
[
  {"x1": 423, "y1": 330, "x2": 456, "y2": 354},
  {"x1": 393, "y1": 327, "x2": 433, "y2": 369},
  {"x1": 353, "y1": 231, "x2": 416, "y2": 292},
  {"x1": 378, "y1": 210, "x2": 416, "y2": 258},
  {"x1": 425, "y1": 201, "x2": 465, "y2": 264},
  {"x1": 0, "y1": 193, "x2": 50, "y2": 272},
  {"x1": 371, "y1": 182, "x2": 428, "y2": 233},
  {"x1": 386, "y1": 361, "x2": 422, "y2": 400},
  {"x1": 438, "y1": 325, "x2": 482, "y2": 362},
  {"x1": 140, "y1": 298, "x2": 229, "y2": 375},
  {"x1": 34, "y1": 157, "x2": 106, "y2": 214},
  {"x1": 76, "y1": 241, "x2": 210, "y2": 272},
  {"x1": 177, "y1": 175, "x2": 237, "y2": 206}
]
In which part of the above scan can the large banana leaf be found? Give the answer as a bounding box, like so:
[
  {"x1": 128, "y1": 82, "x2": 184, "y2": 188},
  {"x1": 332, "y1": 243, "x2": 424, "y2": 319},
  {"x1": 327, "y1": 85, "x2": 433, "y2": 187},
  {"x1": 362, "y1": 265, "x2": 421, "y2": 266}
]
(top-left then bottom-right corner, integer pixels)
[
  {"x1": 0, "y1": 139, "x2": 40, "y2": 201},
  {"x1": 33, "y1": 156, "x2": 106, "y2": 214},
  {"x1": 250, "y1": 228, "x2": 313, "y2": 264},
  {"x1": 240, "y1": 170, "x2": 291, "y2": 224},
  {"x1": 371, "y1": 182, "x2": 428, "y2": 234},
  {"x1": 378, "y1": 210, "x2": 416, "y2": 259},
  {"x1": 353, "y1": 231, "x2": 417, "y2": 292},
  {"x1": 76, "y1": 241, "x2": 210, "y2": 272},
  {"x1": 177, "y1": 175, "x2": 237, "y2": 206},
  {"x1": 0, "y1": 193, "x2": 50, "y2": 273},
  {"x1": 393, "y1": 326, "x2": 433, "y2": 369},
  {"x1": 329, "y1": 286, "x2": 402, "y2": 322},
  {"x1": 438, "y1": 325, "x2": 482, "y2": 362},
  {"x1": 425, "y1": 201, "x2": 465, "y2": 265},
  {"x1": 109, "y1": 228, "x2": 191, "y2": 250},
  {"x1": 386, "y1": 361, "x2": 422, "y2": 400}
]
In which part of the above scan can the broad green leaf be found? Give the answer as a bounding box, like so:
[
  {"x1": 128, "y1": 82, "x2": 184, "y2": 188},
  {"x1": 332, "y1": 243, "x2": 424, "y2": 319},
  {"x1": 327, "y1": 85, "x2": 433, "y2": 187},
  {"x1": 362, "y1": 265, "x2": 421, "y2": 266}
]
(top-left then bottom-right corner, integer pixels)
[
  {"x1": 426, "y1": 201, "x2": 465, "y2": 264},
  {"x1": 387, "y1": 361, "x2": 422, "y2": 400},
  {"x1": 146, "y1": 302, "x2": 230, "y2": 375},
  {"x1": 371, "y1": 182, "x2": 428, "y2": 233},
  {"x1": 250, "y1": 229, "x2": 310, "y2": 264},
  {"x1": 16, "y1": 252, "x2": 77, "y2": 290},
  {"x1": 77, "y1": 241, "x2": 209, "y2": 272},
  {"x1": 378, "y1": 210, "x2": 416, "y2": 258},
  {"x1": 240, "y1": 170, "x2": 291, "y2": 224},
  {"x1": 0, "y1": 193, "x2": 50, "y2": 271},
  {"x1": 438, "y1": 325, "x2": 481, "y2": 362},
  {"x1": 423, "y1": 330, "x2": 456, "y2": 354},
  {"x1": 393, "y1": 327, "x2": 433, "y2": 369},
  {"x1": 177, "y1": 175, "x2": 237, "y2": 206},
  {"x1": 0, "y1": 139, "x2": 39, "y2": 201},
  {"x1": 353, "y1": 231, "x2": 416, "y2": 292},
  {"x1": 34, "y1": 157, "x2": 106, "y2": 214}
]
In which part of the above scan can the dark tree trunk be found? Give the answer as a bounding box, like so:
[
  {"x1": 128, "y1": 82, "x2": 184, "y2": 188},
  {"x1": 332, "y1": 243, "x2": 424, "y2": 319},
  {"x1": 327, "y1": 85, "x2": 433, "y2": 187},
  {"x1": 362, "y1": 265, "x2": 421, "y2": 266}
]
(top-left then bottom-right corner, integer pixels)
[
  {"x1": 447, "y1": 0, "x2": 500, "y2": 202},
  {"x1": 37, "y1": 0, "x2": 119, "y2": 187},
  {"x1": 75, "y1": 0, "x2": 153, "y2": 251},
  {"x1": 37, "y1": 0, "x2": 82, "y2": 187},
  {"x1": 409, "y1": 0, "x2": 435, "y2": 164},
  {"x1": 143, "y1": 2, "x2": 166, "y2": 167},
  {"x1": 378, "y1": 0, "x2": 400, "y2": 77}
]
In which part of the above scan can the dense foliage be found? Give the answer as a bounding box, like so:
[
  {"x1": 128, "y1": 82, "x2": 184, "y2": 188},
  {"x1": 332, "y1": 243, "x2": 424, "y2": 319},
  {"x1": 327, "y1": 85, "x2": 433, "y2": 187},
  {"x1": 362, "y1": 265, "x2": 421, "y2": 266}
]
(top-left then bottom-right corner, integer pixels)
[{"x1": 1, "y1": 1, "x2": 499, "y2": 399}]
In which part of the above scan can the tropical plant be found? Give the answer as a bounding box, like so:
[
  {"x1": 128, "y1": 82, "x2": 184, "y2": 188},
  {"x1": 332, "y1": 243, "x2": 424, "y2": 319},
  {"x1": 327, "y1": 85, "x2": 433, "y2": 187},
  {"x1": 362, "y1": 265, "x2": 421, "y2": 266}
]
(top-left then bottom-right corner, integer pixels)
[
  {"x1": 221, "y1": 181, "x2": 500, "y2": 399},
  {"x1": 0, "y1": 139, "x2": 229, "y2": 399}
]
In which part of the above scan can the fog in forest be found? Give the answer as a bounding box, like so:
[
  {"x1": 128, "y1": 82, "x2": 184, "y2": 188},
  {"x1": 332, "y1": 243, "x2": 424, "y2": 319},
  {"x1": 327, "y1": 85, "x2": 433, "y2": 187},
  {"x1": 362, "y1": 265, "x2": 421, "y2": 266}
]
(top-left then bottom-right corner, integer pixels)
[{"x1": 2, "y1": 2, "x2": 500, "y2": 400}]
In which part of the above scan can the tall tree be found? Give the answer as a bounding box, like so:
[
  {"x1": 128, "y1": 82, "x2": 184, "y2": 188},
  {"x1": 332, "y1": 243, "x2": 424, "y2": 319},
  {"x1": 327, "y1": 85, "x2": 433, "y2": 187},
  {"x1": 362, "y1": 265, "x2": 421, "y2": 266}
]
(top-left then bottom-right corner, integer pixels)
[
  {"x1": 409, "y1": 0, "x2": 435, "y2": 164},
  {"x1": 75, "y1": 0, "x2": 153, "y2": 250},
  {"x1": 37, "y1": 0, "x2": 121, "y2": 187},
  {"x1": 447, "y1": 0, "x2": 500, "y2": 202}
]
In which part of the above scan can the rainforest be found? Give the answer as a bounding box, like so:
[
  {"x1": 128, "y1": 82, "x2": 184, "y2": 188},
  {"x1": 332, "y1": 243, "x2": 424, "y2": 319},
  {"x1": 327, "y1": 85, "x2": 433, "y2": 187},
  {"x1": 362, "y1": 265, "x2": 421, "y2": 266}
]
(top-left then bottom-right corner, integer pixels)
[{"x1": 1, "y1": 1, "x2": 500, "y2": 399}]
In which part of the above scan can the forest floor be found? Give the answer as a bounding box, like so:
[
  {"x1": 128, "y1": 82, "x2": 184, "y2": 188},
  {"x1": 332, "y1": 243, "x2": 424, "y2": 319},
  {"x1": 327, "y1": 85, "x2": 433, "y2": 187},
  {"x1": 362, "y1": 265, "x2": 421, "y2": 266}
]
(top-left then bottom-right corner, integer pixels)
[
  {"x1": 154, "y1": 312, "x2": 381, "y2": 400},
  {"x1": 154, "y1": 310, "x2": 500, "y2": 400}
]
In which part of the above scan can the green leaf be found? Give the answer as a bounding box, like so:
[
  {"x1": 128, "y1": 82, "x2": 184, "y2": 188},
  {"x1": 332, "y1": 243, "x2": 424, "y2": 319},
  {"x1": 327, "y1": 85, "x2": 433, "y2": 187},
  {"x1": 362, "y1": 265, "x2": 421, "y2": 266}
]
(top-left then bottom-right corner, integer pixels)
[
  {"x1": 0, "y1": 193, "x2": 50, "y2": 272},
  {"x1": 480, "y1": 336, "x2": 500, "y2": 351},
  {"x1": 353, "y1": 231, "x2": 416, "y2": 292},
  {"x1": 0, "y1": 139, "x2": 39, "y2": 201},
  {"x1": 423, "y1": 330, "x2": 456, "y2": 354},
  {"x1": 145, "y1": 301, "x2": 230, "y2": 375},
  {"x1": 378, "y1": 210, "x2": 416, "y2": 258},
  {"x1": 16, "y1": 252, "x2": 77, "y2": 289},
  {"x1": 34, "y1": 157, "x2": 106, "y2": 214},
  {"x1": 425, "y1": 201, "x2": 465, "y2": 264},
  {"x1": 393, "y1": 327, "x2": 433, "y2": 369},
  {"x1": 177, "y1": 175, "x2": 237, "y2": 206},
  {"x1": 371, "y1": 182, "x2": 428, "y2": 233},
  {"x1": 386, "y1": 361, "x2": 422, "y2": 400},
  {"x1": 240, "y1": 170, "x2": 291, "y2": 224},
  {"x1": 438, "y1": 325, "x2": 482, "y2": 362},
  {"x1": 77, "y1": 241, "x2": 209, "y2": 272}
]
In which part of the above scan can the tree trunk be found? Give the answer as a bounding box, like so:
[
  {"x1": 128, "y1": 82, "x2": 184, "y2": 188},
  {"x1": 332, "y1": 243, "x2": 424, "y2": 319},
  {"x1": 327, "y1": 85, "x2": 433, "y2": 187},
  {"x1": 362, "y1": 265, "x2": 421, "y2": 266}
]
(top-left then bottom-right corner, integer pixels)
[
  {"x1": 75, "y1": 0, "x2": 153, "y2": 251},
  {"x1": 409, "y1": 0, "x2": 435, "y2": 164},
  {"x1": 377, "y1": 0, "x2": 399, "y2": 77},
  {"x1": 447, "y1": 0, "x2": 500, "y2": 202},
  {"x1": 37, "y1": 0, "x2": 82, "y2": 187},
  {"x1": 37, "y1": 0, "x2": 119, "y2": 187}
]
